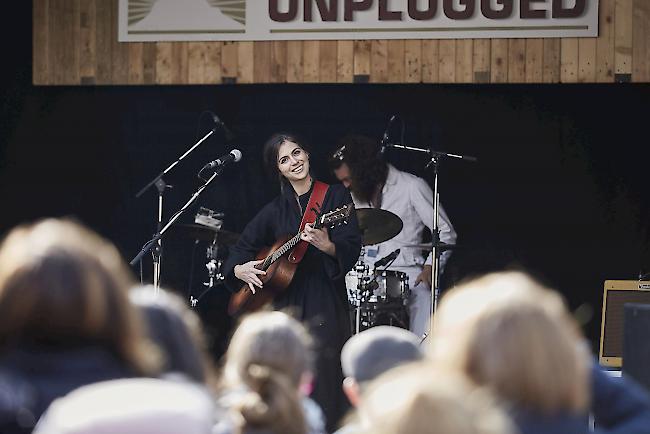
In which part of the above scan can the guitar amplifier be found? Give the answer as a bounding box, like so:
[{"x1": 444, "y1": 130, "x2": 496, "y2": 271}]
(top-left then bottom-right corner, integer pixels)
[
  {"x1": 599, "y1": 280, "x2": 650, "y2": 367},
  {"x1": 623, "y1": 303, "x2": 650, "y2": 390}
]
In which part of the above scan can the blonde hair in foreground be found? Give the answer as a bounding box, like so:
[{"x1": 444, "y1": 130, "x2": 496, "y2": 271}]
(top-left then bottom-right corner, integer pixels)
[
  {"x1": 0, "y1": 218, "x2": 158, "y2": 374},
  {"x1": 357, "y1": 362, "x2": 514, "y2": 434},
  {"x1": 222, "y1": 310, "x2": 314, "y2": 434},
  {"x1": 430, "y1": 271, "x2": 589, "y2": 414}
]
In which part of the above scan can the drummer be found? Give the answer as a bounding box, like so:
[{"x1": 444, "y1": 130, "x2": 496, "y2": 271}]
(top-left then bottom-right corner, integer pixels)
[{"x1": 329, "y1": 135, "x2": 456, "y2": 338}]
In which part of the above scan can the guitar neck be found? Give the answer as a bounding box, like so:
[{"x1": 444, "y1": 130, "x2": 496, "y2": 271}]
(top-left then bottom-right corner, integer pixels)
[
  {"x1": 255, "y1": 203, "x2": 350, "y2": 270},
  {"x1": 259, "y1": 232, "x2": 302, "y2": 269}
]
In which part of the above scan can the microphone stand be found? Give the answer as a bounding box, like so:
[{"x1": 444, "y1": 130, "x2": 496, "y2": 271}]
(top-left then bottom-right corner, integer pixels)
[
  {"x1": 134, "y1": 127, "x2": 217, "y2": 291},
  {"x1": 386, "y1": 143, "x2": 477, "y2": 338},
  {"x1": 130, "y1": 157, "x2": 225, "y2": 291}
]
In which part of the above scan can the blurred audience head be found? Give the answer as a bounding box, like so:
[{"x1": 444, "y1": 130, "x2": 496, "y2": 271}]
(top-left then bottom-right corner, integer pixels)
[
  {"x1": 340, "y1": 326, "x2": 423, "y2": 406},
  {"x1": 356, "y1": 362, "x2": 514, "y2": 434},
  {"x1": 0, "y1": 218, "x2": 157, "y2": 374},
  {"x1": 430, "y1": 271, "x2": 590, "y2": 414},
  {"x1": 221, "y1": 310, "x2": 314, "y2": 434},
  {"x1": 130, "y1": 286, "x2": 216, "y2": 388},
  {"x1": 34, "y1": 378, "x2": 215, "y2": 434}
]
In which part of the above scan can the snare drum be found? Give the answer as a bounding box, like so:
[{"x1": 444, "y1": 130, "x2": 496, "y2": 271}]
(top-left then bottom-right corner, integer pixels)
[{"x1": 371, "y1": 270, "x2": 409, "y2": 303}]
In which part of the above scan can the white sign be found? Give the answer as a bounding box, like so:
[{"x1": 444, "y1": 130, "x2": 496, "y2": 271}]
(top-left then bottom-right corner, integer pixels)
[{"x1": 118, "y1": 0, "x2": 599, "y2": 42}]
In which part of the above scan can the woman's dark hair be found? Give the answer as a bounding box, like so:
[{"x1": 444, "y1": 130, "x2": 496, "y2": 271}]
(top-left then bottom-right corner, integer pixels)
[
  {"x1": 334, "y1": 134, "x2": 388, "y2": 204},
  {"x1": 262, "y1": 133, "x2": 311, "y2": 192}
]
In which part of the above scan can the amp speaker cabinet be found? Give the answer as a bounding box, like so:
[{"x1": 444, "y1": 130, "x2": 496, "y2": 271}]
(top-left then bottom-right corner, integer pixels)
[
  {"x1": 623, "y1": 303, "x2": 650, "y2": 391},
  {"x1": 599, "y1": 280, "x2": 650, "y2": 367}
]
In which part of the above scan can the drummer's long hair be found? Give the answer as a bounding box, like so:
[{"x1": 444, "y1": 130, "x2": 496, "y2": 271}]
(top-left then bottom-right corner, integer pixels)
[
  {"x1": 332, "y1": 134, "x2": 388, "y2": 205},
  {"x1": 263, "y1": 133, "x2": 313, "y2": 194}
]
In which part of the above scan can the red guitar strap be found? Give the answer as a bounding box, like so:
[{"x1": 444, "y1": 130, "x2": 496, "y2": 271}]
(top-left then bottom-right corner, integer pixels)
[{"x1": 288, "y1": 181, "x2": 329, "y2": 264}]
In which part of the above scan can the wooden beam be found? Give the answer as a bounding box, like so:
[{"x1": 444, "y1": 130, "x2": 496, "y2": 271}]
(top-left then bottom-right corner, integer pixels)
[
  {"x1": 237, "y1": 42, "x2": 254, "y2": 84},
  {"x1": 439, "y1": 39, "x2": 456, "y2": 83},
  {"x1": 320, "y1": 41, "x2": 337, "y2": 83},
  {"x1": 337, "y1": 40, "x2": 354, "y2": 83},
  {"x1": 455, "y1": 39, "x2": 472, "y2": 83},
  {"x1": 33, "y1": 0, "x2": 50, "y2": 85},
  {"x1": 615, "y1": 0, "x2": 634, "y2": 77},
  {"x1": 473, "y1": 39, "x2": 490, "y2": 83},
  {"x1": 596, "y1": 0, "x2": 616, "y2": 82},
  {"x1": 490, "y1": 39, "x2": 508, "y2": 83},
  {"x1": 561, "y1": 38, "x2": 579, "y2": 83},
  {"x1": 405, "y1": 40, "x2": 421, "y2": 83},
  {"x1": 542, "y1": 38, "x2": 561, "y2": 83},
  {"x1": 633, "y1": 0, "x2": 650, "y2": 81},
  {"x1": 508, "y1": 39, "x2": 526, "y2": 83},
  {"x1": 525, "y1": 38, "x2": 543, "y2": 83}
]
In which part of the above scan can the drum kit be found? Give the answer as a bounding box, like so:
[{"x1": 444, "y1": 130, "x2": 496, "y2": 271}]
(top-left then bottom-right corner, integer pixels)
[
  {"x1": 171, "y1": 208, "x2": 241, "y2": 307},
  {"x1": 347, "y1": 208, "x2": 410, "y2": 335}
]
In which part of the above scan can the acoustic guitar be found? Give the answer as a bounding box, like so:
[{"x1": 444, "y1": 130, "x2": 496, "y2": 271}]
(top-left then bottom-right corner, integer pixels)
[{"x1": 228, "y1": 203, "x2": 354, "y2": 316}]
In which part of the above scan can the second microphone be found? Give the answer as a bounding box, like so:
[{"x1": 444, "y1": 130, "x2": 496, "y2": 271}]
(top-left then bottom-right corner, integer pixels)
[{"x1": 200, "y1": 149, "x2": 243, "y2": 172}]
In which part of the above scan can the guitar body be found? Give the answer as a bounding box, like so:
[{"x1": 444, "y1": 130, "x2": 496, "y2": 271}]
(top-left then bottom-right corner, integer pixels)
[
  {"x1": 228, "y1": 235, "x2": 298, "y2": 316},
  {"x1": 227, "y1": 202, "x2": 353, "y2": 316}
]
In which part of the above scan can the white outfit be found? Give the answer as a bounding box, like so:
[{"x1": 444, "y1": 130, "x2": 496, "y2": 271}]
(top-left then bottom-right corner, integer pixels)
[{"x1": 349, "y1": 164, "x2": 456, "y2": 338}]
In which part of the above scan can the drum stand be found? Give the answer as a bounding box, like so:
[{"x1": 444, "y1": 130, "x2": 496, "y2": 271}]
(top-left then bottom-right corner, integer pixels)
[
  {"x1": 350, "y1": 252, "x2": 369, "y2": 334},
  {"x1": 425, "y1": 150, "x2": 476, "y2": 338},
  {"x1": 386, "y1": 143, "x2": 476, "y2": 339}
]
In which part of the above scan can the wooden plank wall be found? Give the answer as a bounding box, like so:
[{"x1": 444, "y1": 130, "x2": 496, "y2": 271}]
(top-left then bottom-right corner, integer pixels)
[{"x1": 33, "y1": 0, "x2": 650, "y2": 85}]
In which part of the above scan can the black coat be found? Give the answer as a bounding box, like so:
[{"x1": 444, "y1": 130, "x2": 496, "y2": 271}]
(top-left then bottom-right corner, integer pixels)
[
  {"x1": 224, "y1": 182, "x2": 361, "y2": 432},
  {"x1": 0, "y1": 346, "x2": 135, "y2": 434}
]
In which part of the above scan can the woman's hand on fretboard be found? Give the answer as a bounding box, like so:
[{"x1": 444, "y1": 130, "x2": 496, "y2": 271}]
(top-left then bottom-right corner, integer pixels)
[{"x1": 301, "y1": 223, "x2": 336, "y2": 257}]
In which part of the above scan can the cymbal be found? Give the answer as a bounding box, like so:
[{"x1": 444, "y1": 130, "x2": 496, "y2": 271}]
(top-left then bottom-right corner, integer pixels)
[
  {"x1": 175, "y1": 224, "x2": 240, "y2": 245},
  {"x1": 403, "y1": 242, "x2": 456, "y2": 252},
  {"x1": 356, "y1": 208, "x2": 403, "y2": 246}
]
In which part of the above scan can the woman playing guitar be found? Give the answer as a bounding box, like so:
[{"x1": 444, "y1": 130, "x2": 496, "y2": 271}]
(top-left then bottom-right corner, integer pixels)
[{"x1": 223, "y1": 133, "x2": 361, "y2": 432}]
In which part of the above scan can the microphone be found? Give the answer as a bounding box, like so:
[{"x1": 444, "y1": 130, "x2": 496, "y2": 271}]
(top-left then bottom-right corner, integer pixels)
[
  {"x1": 374, "y1": 248, "x2": 400, "y2": 268},
  {"x1": 380, "y1": 115, "x2": 397, "y2": 155},
  {"x1": 201, "y1": 149, "x2": 243, "y2": 172},
  {"x1": 210, "y1": 112, "x2": 235, "y2": 142}
]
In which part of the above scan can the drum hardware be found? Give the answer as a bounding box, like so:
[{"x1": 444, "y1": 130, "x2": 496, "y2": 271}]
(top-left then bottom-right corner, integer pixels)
[
  {"x1": 174, "y1": 224, "x2": 240, "y2": 245},
  {"x1": 195, "y1": 206, "x2": 224, "y2": 229},
  {"x1": 347, "y1": 255, "x2": 410, "y2": 334},
  {"x1": 384, "y1": 142, "x2": 476, "y2": 338},
  {"x1": 204, "y1": 243, "x2": 225, "y2": 289},
  {"x1": 356, "y1": 208, "x2": 403, "y2": 246},
  {"x1": 402, "y1": 242, "x2": 456, "y2": 252},
  {"x1": 180, "y1": 209, "x2": 240, "y2": 307}
]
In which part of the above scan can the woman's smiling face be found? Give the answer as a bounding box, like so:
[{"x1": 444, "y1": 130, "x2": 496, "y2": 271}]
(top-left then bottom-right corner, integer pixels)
[{"x1": 277, "y1": 140, "x2": 310, "y2": 183}]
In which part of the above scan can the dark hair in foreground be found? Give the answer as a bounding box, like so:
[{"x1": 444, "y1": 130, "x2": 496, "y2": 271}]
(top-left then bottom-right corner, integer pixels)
[
  {"x1": 0, "y1": 219, "x2": 158, "y2": 375},
  {"x1": 130, "y1": 286, "x2": 217, "y2": 388}
]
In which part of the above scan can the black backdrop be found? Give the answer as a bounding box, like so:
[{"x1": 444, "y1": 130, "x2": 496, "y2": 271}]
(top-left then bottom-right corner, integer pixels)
[{"x1": 2, "y1": 3, "x2": 649, "y2": 353}]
